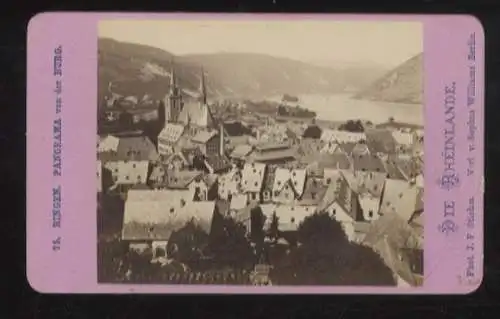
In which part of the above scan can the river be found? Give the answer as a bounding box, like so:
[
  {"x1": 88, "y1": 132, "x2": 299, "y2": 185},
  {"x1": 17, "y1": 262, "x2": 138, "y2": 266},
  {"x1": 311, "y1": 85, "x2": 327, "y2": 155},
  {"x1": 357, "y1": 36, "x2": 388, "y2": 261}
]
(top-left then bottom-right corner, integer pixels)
[{"x1": 267, "y1": 94, "x2": 424, "y2": 126}]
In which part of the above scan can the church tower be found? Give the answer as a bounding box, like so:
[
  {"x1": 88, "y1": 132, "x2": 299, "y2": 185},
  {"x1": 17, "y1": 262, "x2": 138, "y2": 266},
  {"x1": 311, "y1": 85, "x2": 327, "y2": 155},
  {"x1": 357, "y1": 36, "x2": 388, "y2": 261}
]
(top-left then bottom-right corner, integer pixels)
[
  {"x1": 199, "y1": 66, "x2": 207, "y2": 106},
  {"x1": 196, "y1": 66, "x2": 215, "y2": 129},
  {"x1": 165, "y1": 59, "x2": 184, "y2": 123}
]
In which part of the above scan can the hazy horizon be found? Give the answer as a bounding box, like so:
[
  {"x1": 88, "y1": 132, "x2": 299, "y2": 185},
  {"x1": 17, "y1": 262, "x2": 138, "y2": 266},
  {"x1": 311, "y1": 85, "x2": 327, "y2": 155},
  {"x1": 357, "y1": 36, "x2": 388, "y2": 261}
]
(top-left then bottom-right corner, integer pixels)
[{"x1": 98, "y1": 19, "x2": 422, "y2": 68}]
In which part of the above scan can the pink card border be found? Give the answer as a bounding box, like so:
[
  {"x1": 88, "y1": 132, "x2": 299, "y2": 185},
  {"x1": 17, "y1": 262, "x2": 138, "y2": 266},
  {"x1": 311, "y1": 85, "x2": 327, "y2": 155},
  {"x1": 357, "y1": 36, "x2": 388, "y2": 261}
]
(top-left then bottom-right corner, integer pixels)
[{"x1": 26, "y1": 13, "x2": 484, "y2": 294}]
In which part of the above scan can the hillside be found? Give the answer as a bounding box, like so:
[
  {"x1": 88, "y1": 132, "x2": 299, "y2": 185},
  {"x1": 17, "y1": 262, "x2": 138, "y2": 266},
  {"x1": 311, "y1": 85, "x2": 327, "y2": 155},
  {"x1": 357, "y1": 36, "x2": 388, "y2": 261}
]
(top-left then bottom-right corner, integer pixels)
[
  {"x1": 98, "y1": 38, "x2": 387, "y2": 103},
  {"x1": 353, "y1": 53, "x2": 423, "y2": 104}
]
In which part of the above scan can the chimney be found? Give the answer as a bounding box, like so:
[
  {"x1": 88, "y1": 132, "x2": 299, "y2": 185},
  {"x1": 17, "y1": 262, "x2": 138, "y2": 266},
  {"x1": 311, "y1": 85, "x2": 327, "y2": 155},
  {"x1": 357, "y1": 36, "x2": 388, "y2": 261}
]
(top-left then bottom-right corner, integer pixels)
[{"x1": 219, "y1": 122, "x2": 224, "y2": 156}]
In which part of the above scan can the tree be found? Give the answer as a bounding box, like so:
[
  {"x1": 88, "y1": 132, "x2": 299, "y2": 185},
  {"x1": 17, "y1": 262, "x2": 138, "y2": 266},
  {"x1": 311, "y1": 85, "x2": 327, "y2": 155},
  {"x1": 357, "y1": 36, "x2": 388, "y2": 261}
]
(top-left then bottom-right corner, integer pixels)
[
  {"x1": 269, "y1": 212, "x2": 396, "y2": 286},
  {"x1": 338, "y1": 119, "x2": 365, "y2": 132},
  {"x1": 208, "y1": 213, "x2": 256, "y2": 270},
  {"x1": 118, "y1": 111, "x2": 134, "y2": 130},
  {"x1": 302, "y1": 125, "x2": 322, "y2": 139},
  {"x1": 268, "y1": 212, "x2": 280, "y2": 243},
  {"x1": 167, "y1": 219, "x2": 210, "y2": 269}
]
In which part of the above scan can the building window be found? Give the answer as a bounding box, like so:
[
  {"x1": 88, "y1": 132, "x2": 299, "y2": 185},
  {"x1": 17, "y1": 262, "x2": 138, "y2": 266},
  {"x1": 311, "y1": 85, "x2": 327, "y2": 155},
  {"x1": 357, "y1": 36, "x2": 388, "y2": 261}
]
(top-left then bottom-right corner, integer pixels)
[
  {"x1": 132, "y1": 163, "x2": 136, "y2": 168},
  {"x1": 252, "y1": 193, "x2": 257, "y2": 200},
  {"x1": 291, "y1": 217, "x2": 295, "y2": 223},
  {"x1": 368, "y1": 210, "x2": 373, "y2": 218},
  {"x1": 170, "y1": 208, "x2": 175, "y2": 213},
  {"x1": 274, "y1": 191, "x2": 279, "y2": 197},
  {"x1": 326, "y1": 178, "x2": 331, "y2": 184}
]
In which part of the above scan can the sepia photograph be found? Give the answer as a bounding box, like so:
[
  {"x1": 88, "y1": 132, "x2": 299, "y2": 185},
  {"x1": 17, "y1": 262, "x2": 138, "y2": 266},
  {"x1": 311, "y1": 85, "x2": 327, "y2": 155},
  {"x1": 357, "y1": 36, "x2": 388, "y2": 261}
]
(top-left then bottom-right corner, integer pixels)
[{"x1": 96, "y1": 19, "x2": 424, "y2": 287}]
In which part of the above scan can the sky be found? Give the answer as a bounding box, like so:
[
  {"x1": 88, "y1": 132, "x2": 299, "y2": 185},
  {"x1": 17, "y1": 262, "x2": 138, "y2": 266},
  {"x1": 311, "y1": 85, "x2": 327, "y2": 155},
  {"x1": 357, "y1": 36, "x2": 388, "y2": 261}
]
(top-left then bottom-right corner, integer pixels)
[{"x1": 98, "y1": 19, "x2": 422, "y2": 68}]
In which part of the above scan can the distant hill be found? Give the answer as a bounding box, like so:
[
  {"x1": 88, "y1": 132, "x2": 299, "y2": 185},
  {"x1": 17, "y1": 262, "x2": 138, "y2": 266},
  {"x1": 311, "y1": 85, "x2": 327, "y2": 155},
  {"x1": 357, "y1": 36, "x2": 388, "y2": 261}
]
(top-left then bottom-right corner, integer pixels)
[
  {"x1": 98, "y1": 38, "x2": 388, "y2": 103},
  {"x1": 353, "y1": 53, "x2": 423, "y2": 104}
]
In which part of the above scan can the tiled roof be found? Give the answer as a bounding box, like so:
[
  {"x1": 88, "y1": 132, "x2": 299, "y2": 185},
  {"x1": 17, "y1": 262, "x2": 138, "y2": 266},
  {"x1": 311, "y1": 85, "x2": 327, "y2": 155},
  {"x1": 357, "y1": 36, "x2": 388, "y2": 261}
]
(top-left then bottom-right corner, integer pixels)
[
  {"x1": 99, "y1": 136, "x2": 159, "y2": 162},
  {"x1": 384, "y1": 160, "x2": 407, "y2": 180},
  {"x1": 255, "y1": 141, "x2": 291, "y2": 152},
  {"x1": 291, "y1": 169, "x2": 307, "y2": 197},
  {"x1": 260, "y1": 204, "x2": 315, "y2": 232},
  {"x1": 122, "y1": 193, "x2": 215, "y2": 240},
  {"x1": 261, "y1": 165, "x2": 277, "y2": 192},
  {"x1": 379, "y1": 179, "x2": 423, "y2": 222},
  {"x1": 230, "y1": 144, "x2": 253, "y2": 159},
  {"x1": 158, "y1": 123, "x2": 185, "y2": 145},
  {"x1": 350, "y1": 171, "x2": 387, "y2": 198},
  {"x1": 365, "y1": 128, "x2": 397, "y2": 154},
  {"x1": 241, "y1": 162, "x2": 266, "y2": 193},
  {"x1": 272, "y1": 168, "x2": 306, "y2": 196},
  {"x1": 165, "y1": 170, "x2": 203, "y2": 189},
  {"x1": 352, "y1": 154, "x2": 386, "y2": 173},
  {"x1": 205, "y1": 154, "x2": 232, "y2": 173},
  {"x1": 358, "y1": 192, "x2": 381, "y2": 218},
  {"x1": 230, "y1": 193, "x2": 248, "y2": 211},
  {"x1": 298, "y1": 178, "x2": 328, "y2": 206},
  {"x1": 252, "y1": 149, "x2": 297, "y2": 162},
  {"x1": 107, "y1": 160, "x2": 150, "y2": 185},
  {"x1": 317, "y1": 152, "x2": 352, "y2": 170},
  {"x1": 392, "y1": 157, "x2": 421, "y2": 180},
  {"x1": 191, "y1": 130, "x2": 218, "y2": 144},
  {"x1": 98, "y1": 135, "x2": 120, "y2": 152},
  {"x1": 316, "y1": 172, "x2": 354, "y2": 215}
]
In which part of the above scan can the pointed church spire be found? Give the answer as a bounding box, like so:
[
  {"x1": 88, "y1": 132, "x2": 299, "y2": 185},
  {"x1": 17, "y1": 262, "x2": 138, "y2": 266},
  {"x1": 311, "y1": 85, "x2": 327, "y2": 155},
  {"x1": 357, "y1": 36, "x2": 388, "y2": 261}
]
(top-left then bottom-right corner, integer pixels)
[
  {"x1": 170, "y1": 58, "x2": 177, "y2": 94},
  {"x1": 199, "y1": 66, "x2": 207, "y2": 105}
]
